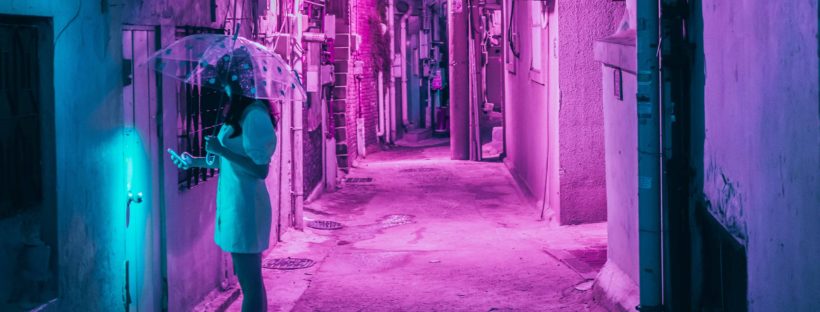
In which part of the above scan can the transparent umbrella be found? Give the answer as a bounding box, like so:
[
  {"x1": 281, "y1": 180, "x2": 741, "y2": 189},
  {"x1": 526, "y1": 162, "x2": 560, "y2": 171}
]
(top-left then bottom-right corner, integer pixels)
[
  {"x1": 145, "y1": 33, "x2": 306, "y2": 101},
  {"x1": 143, "y1": 30, "x2": 304, "y2": 163}
]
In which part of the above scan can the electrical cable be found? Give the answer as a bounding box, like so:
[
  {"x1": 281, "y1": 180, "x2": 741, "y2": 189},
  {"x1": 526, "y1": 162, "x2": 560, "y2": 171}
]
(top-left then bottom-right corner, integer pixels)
[
  {"x1": 54, "y1": 0, "x2": 82, "y2": 46},
  {"x1": 507, "y1": 0, "x2": 519, "y2": 58}
]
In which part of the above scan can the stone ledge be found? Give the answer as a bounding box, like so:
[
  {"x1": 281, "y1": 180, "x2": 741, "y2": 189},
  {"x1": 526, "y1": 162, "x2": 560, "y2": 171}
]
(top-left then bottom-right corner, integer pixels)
[
  {"x1": 192, "y1": 284, "x2": 241, "y2": 312},
  {"x1": 593, "y1": 29, "x2": 637, "y2": 73},
  {"x1": 593, "y1": 261, "x2": 640, "y2": 312}
]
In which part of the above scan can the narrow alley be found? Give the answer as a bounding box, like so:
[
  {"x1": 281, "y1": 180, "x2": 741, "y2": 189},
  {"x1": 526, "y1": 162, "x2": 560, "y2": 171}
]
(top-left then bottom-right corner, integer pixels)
[
  {"x1": 1, "y1": 0, "x2": 818, "y2": 311},
  {"x1": 223, "y1": 144, "x2": 607, "y2": 311}
]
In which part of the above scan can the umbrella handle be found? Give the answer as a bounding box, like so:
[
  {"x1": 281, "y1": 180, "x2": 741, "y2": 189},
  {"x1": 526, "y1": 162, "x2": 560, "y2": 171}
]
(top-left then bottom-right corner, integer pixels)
[
  {"x1": 206, "y1": 153, "x2": 217, "y2": 166},
  {"x1": 232, "y1": 22, "x2": 241, "y2": 41}
]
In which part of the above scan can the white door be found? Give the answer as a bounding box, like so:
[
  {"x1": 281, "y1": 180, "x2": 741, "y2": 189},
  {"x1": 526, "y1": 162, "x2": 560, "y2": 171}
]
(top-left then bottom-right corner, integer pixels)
[{"x1": 122, "y1": 26, "x2": 164, "y2": 312}]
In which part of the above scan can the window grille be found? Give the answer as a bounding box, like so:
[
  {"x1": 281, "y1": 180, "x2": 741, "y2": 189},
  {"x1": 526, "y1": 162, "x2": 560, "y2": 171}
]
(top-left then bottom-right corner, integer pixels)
[{"x1": 176, "y1": 26, "x2": 226, "y2": 189}]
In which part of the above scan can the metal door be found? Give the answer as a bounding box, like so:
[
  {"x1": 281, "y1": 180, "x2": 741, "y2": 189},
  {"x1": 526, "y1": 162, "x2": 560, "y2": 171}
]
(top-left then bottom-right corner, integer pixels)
[{"x1": 122, "y1": 26, "x2": 164, "y2": 312}]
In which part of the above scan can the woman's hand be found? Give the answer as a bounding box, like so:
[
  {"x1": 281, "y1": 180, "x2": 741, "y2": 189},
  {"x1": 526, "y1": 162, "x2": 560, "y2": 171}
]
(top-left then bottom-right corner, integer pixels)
[
  {"x1": 169, "y1": 149, "x2": 193, "y2": 170},
  {"x1": 205, "y1": 136, "x2": 228, "y2": 156}
]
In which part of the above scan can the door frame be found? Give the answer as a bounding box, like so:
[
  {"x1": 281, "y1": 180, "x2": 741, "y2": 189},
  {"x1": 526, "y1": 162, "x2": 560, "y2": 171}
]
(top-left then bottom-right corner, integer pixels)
[{"x1": 122, "y1": 24, "x2": 166, "y2": 312}]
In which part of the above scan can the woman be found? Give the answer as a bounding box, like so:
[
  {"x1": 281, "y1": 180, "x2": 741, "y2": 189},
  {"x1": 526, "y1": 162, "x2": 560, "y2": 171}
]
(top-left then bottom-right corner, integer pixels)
[{"x1": 170, "y1": 63, "x2": 277, "y2": 312}]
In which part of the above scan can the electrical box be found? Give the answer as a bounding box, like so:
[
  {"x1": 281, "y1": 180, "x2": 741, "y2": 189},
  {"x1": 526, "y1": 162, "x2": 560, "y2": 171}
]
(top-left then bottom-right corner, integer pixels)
[
  {"x1": 353, "y1": 60, "x2": 365, "y2": 78},
  {"x1": 350, "y1": 34, "x2": 362, "y2": 52},
  {"x1": 321, "y1": 64, "x2": 335, "y2": 85}
]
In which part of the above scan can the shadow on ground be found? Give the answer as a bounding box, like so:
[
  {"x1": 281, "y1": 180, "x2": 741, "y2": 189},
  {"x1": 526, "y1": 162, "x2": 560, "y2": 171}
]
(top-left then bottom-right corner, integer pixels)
[{"x1": 225, "y1": 145, "x2": 608, "y2": 312}]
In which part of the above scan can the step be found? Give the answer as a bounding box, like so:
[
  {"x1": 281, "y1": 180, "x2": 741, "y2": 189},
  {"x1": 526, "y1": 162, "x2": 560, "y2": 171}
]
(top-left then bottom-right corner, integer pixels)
[{"x1": 404, "y1": 128, "x2": 433, "y2": 142}]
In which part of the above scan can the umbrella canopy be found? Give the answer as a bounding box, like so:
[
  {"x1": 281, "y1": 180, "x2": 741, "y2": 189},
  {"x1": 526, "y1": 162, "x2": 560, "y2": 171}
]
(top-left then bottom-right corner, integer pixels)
[{"x1": 145, "y1": 34, "x2": 306, "y2": 101}]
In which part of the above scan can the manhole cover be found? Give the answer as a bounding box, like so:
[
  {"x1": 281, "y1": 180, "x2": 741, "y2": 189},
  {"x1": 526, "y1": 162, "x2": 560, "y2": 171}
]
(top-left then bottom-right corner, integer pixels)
[
  {"x1": 379, "y1": 214, "x2": 415, "y2": 226},
  {"x1": 307, "y1": 220, "x2": 344, "y2": 230},
  {"x1": 345, "y1": 177, "x2": 373, "y2": 183},
  {"x1": 262, "y1": 257, "x2": 315, "y2": 270}
]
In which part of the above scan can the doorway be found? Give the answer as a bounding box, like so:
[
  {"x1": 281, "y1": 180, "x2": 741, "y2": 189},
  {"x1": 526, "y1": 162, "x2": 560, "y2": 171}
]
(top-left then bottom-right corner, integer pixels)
[
  {"x1": 122, "y1": 26, "x2": 165, "y2": 312},
  {"x1": 0, "y1": 15, "x2": 57, "y2": 311}
]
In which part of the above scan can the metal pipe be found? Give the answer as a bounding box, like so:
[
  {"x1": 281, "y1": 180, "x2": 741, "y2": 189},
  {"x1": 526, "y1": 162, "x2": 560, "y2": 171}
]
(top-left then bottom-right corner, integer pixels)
[
  {"x1": 448, "y1": 0, "x2": 470, "y2": 160},
  {"x1": 378, "y1": 73, "x2": 386, "y2": 137},
  {"x1": 400, "y1": 16, "x2": 409, "y2": 127},
  {"x1": 387, "y1": 0, "x2": 396, "y2": 143},
  {"x1": 291, "y1": 1, "x2": 305, "y2": 230},
  {"x1": 466, "y1": 0, "x2": 481, "y2": 161},
  {"x1": 637, "y1": 0, "x2": 663, "y2": 310}
]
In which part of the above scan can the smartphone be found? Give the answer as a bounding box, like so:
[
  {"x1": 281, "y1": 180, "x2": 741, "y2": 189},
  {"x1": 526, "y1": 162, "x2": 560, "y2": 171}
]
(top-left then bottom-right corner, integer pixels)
[
  {"x1": 167, "y1": 148, "x2": 182, "y2": 160},
  {"x1": 167, "y1": 149, "x2": 189, "y2": 168}
]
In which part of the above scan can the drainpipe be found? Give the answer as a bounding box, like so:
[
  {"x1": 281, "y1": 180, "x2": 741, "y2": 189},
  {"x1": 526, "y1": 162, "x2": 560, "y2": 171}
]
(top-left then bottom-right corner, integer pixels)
[
  {"x1": 378, "y1": 73, "x2": 386, "y2": 138},
  {"x1": 387, "y1": 0, "x2": 396, "y2": 143},
  {"x1": 400, "y1": 15, "x2": 410, "y2": 127},
  {"x1": 290, "y1": 2, "x2": 305, "y2": 231},
  {"x1": 637, "y1": 0, "x2": 662, "y2": 310},
  {"x1": 448, "y1": 0, "x2": 470, "y2": 160}
]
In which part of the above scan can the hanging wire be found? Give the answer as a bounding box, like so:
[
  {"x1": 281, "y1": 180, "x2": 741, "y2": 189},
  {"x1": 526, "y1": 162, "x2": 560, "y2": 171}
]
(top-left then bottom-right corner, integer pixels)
[
  {"x1": 507, "y1": 0, "x2": 520, "y2": 58},
  {"x1": 54, "y1": 0, "x2": 82, "y2": 46}
]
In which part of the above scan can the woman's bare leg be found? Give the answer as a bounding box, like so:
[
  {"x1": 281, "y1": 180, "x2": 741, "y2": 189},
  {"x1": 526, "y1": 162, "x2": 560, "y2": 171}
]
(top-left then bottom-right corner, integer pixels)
[{"x1": 232, "y1": 253, "x2": 267, "y2": 312}]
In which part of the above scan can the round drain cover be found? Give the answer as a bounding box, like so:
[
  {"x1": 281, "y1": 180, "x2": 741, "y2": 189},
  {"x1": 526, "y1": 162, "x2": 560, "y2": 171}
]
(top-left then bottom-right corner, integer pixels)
[
  {"x1": 400, "y1": 167, "x2": 439, "y2": 173},
  {"x1": 380, "y1": 214, "x2": 415, "y2": 226},
  {"x1": 307, "y1": 220, "x2": 344, "y2": 230},
  {"x1": 262, "y1": 257, "x2": 315, "y2": 270}
]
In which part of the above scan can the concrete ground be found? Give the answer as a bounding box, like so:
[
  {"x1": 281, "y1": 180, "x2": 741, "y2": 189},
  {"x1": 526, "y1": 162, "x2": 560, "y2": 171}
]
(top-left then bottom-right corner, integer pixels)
[{"x1": 227, "y1": 145, "x2": 608, "y2": 312}]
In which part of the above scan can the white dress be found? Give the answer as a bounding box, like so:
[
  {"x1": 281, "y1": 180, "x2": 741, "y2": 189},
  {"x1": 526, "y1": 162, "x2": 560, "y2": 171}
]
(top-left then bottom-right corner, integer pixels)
[{"x1": 214, "y1": 102, "x2": 277, "y2": 254}]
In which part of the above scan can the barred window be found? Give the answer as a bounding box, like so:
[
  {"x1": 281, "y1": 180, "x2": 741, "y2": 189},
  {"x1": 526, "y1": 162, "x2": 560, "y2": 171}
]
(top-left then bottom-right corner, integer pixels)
[{"x1": 176, "y1": 26, "x2": 225, "y2": 189}]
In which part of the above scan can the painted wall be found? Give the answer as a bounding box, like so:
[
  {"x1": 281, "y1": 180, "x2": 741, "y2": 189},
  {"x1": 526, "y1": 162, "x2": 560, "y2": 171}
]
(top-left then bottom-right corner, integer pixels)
[
  {"x1": 503, "y1": 0, "x2": 551, "y2": 204},
  {"x1": 601, "y1": 65, "x2": 639, "y2": 284},
  {"x1": 0, "y1": 1, "x2": 290, "y2": 310},
  {"x1": 698, "y1": 0, "x2": 819, "y2": 310},
  {"x1": 0, "y1": 1, "x2": 129, "y2": 310},
  {"x1": 504, "y1": 0, "x2": 622, "y2": 225},
  {"x1": 555, "y1": 0, "x2": 622, "y2": 224}
]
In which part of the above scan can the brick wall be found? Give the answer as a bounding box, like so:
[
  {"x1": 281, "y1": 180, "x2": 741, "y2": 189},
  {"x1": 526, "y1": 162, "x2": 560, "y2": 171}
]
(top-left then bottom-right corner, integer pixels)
[{"x1": 329, "y1": 0, "x2": 385, "y2": 171}]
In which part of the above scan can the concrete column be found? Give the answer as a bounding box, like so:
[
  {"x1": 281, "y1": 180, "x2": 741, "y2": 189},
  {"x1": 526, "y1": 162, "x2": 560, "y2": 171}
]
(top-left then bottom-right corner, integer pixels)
[{"x1": 448, "y1": 0, "x2": 469, "y2": 160}]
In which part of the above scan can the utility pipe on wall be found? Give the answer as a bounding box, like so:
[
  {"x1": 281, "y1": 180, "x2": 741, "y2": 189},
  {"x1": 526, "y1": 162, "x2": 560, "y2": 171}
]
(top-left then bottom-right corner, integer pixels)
[
  {"x1": 378, "y1": 73, "x2": 386, "y2": 137},
  {"x1": 637, "y1": 0, "x2": 663, "y2": 310},
  {"x1": 387, "y1": 0, "x2": 396, "y2": 143},
  {"x1": 290, "y1": 3, "x2": 305, "y2": 231},
  {"x1": 401, "y1": 16, "x2": 410, "y2": 127},
  {"x1": 448, "y1": 0, "x2": 470, "y2": 160}
]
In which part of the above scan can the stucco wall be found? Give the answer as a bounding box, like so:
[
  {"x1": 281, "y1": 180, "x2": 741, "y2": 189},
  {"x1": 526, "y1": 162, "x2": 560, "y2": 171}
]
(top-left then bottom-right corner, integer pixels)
[
  {"x1": 0, "y1": 1, "x2": 128, "y2": 310},
  {"x1": 698, "y1": 0, "x2": 819, "y2": 310},
  {"x1": 503, "y1": 1, "x2": 551, "y2": 203},
  {"x1": 504, "y1": 0, "x2": 621, "y2": 224},
  {"x1": 601, "y1": 67, "x2": 639, "y2": 284},
  {"x1": 0, "y1": 1, "x2": 285, "y2": 310},
  {"x1": 555, "y1": 0, "x2": 622, "y2": 225}
]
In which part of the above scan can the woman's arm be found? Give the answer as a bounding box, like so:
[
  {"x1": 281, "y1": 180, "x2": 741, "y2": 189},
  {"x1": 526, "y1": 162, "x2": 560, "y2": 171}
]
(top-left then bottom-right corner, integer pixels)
[
  {"x1": 186, "y1": 154, "x2": 220, "y2": 169},
  {"x1": 204, "y1": 136, "x2": 269, "y2": 179},
  {"x1": 171, "y1": 152, "x2": 219, "y2": 170}
]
